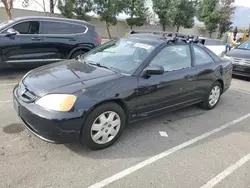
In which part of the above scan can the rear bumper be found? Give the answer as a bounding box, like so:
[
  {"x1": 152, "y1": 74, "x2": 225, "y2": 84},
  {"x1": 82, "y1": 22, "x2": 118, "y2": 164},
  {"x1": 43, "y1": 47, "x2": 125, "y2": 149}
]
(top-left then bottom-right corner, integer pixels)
[
  {"x1": 233, "y1": 65, "x2": 250, "y2": 77},
  {"x1": 13, "y1": 86, "x2": 84, "y2": 143}
]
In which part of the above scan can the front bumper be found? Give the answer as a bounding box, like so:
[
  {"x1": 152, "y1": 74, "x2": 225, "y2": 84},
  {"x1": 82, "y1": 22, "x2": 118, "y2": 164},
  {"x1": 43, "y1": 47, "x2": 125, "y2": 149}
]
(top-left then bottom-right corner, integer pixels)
[
  {"x1": 233, "y1": 65, "x2": 250, "y2": 77},
  {"x1": 13, "y1": 86, "x2": 84, "y2": 143}
]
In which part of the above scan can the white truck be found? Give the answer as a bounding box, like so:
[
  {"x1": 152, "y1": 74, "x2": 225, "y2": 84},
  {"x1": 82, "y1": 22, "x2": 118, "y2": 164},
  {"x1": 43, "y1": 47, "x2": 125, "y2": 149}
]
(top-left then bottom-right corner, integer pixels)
[{"x1": 198, "y1": 37, "x2": 226, "y2": 57}]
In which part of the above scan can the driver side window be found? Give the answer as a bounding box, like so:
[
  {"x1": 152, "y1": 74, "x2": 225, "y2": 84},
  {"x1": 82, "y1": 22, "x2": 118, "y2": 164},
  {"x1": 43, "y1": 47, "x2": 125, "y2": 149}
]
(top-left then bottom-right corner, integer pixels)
[
  {"x1": 150, "y1": 45, "x2": 191, "y2": 72},
  {"x1": 7, "y1": 21, "x2": 40, "y2": 34}
]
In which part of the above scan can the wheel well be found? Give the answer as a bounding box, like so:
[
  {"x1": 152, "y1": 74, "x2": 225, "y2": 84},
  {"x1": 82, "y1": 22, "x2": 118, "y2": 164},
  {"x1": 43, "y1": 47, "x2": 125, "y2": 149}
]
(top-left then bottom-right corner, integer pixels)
[
  {"x1": 84, "y1": 99, "x2": 130, "y2": 124},
  {"x1": 69, "y1": 48, "x2": 89, "y2": 59},
  {"x1": 217, "y1": 79, "x2": 224, "y2": 92}
]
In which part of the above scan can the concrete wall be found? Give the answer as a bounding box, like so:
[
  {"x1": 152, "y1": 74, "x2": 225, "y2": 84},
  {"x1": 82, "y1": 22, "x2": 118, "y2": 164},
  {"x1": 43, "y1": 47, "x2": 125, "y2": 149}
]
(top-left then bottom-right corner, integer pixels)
[{"x1": 0, "y1": 8, "x2": 217, "y2": 39}]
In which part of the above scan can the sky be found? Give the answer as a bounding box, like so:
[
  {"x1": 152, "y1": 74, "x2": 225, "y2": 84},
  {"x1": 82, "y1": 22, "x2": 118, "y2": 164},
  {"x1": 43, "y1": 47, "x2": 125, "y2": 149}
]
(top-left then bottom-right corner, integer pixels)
[{"x1": 235, "y1": 0, "x2": 250, "y2": 7}]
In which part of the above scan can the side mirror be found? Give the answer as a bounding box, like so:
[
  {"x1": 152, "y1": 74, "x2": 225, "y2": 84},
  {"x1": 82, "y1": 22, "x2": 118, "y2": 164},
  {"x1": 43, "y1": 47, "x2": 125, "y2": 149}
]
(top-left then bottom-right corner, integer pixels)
[
  {"x1": 143, "y1": 66, "x2": 164, "y2": 76},
  {"x1": 5, "y1": 28, "x2": 17, "y2": 37}
]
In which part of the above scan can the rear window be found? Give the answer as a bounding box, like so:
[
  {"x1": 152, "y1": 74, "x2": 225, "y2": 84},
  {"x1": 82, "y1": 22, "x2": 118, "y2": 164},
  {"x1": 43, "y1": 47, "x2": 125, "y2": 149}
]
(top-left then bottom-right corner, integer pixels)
[{"x1": 41, "y1": 21, "x2": 87, "y2": 34}]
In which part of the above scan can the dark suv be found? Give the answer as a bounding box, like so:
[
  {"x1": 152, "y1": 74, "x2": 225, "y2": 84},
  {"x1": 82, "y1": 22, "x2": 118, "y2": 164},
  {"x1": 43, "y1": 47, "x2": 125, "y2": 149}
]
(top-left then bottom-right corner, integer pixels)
[{"x1": 0, "y1": 16, "x2": 101, "y2": 69}]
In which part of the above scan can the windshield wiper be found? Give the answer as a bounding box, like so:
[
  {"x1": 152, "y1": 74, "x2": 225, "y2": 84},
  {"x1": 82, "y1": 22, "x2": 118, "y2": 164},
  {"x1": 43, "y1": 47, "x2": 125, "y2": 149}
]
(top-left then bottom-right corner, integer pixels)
[{"x1": 87, "y1": 61, "x2": 118, "y2": 73}]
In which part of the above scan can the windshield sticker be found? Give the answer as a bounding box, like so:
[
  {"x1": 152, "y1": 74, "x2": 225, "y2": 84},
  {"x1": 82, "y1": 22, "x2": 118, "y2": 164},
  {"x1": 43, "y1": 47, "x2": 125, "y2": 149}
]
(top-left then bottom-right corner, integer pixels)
[{"x1": 133, "y1": 43, "x2": 153, "y2": 50}]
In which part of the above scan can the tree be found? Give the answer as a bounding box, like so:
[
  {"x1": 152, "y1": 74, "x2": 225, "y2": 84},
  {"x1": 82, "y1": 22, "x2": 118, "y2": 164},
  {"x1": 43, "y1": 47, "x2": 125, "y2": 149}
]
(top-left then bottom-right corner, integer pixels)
[
  {"x1": 22, "y1": 0, "x2": 57, "y2": 14},
  {"x1": 197, "y1": 0, "x2": 221, "y2": 37},
  {"x1": 50, "y1": 0, "x2": 58, "y2": 14},
  {"x1": 58, "y1": 0, "x2": 74, "y2": 18},
  {"x1": 93, "y1": 0, "x2": 124, "y2": 39},
  {"x1": 124, "y1": 0, "x2": 148, "y2": 29},
  {"x1": 152, "y1": 0, "x2": 174, "y2": 31},
  {"x1": 217, "y1": 0, "x2": 235, "y2": 39},
  {"x1": 2, "y1": 0, "x2": 13, "y2": 19},
  {"x1": 58, "y1": 0, "x2": 93, "y2": 20},
  {"x1": 172, "y1": 0, "x2": 197, "y2": 32},
  {"x1": 22, "y1": 0, "x2": 46, "y2": 12}
]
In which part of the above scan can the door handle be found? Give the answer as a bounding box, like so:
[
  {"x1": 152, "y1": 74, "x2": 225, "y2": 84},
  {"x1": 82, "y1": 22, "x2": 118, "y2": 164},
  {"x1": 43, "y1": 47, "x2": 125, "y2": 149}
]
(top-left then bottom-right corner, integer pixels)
[{"x1": 31, "y1": 37, "x2": 42, "y2": 41}]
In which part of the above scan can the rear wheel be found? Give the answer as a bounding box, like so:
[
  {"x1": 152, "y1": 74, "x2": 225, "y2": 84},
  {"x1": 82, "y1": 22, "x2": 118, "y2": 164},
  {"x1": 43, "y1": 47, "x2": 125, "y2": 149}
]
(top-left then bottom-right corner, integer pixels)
[
  {"x1": 201, "y1": 81, "x2": 222, "y2": 110},
  {"x1": 80, "y1": 102, "x2": 126, "y2": 150}
]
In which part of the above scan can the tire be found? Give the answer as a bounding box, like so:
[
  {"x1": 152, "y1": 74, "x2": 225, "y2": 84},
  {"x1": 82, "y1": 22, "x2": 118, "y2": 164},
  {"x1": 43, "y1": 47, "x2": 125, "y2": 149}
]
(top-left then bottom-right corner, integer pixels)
[
  {"x1": 80, "y1": 102, "x2": 126, "y2": 150},
  {"x1": 70, "y1": 50, "x2": 86, "y2": 60},
  {"x1": 200, "y1": 81, "x2": 222, "y2": 110}
]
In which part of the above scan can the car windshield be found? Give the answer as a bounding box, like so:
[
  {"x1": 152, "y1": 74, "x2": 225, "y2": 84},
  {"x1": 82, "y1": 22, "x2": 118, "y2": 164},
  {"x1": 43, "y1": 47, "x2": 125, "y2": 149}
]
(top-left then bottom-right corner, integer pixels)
[
  {"x1": 82, "y1": 38, "x2": 158, "y2": 74},
  {"x1": 0, "y1": 20, "x2": 14, "y2": 30},
  {"x1": 236, "y1": 40, "x2": 250, "y2": 50}
]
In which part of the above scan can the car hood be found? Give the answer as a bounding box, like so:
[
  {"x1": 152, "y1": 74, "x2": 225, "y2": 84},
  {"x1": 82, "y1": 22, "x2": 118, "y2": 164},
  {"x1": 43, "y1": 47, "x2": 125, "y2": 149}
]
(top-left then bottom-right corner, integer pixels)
[
  {"x1": 226, "y1": 48, "x2": 250, "y2": 59},
  {"x1": 22, "y1": 59, "x2": 116, "y2": 95}
]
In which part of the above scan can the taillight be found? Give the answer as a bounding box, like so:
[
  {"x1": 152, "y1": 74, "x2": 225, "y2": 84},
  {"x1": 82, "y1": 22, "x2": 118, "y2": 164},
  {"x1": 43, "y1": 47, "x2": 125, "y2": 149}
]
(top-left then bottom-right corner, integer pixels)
[{"x1": 94, "y1": 37, "x2": 102, "y2": 44}]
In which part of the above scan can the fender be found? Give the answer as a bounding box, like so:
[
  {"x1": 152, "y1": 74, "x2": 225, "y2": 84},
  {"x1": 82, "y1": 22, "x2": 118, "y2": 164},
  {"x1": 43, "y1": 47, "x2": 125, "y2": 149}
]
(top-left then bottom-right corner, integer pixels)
[
  {"x1": 68, "y1": 44, "x2": 96, "y2": 59},
  {"x1": 80, "y1": 97, "x2": 133, "y2": 130}
]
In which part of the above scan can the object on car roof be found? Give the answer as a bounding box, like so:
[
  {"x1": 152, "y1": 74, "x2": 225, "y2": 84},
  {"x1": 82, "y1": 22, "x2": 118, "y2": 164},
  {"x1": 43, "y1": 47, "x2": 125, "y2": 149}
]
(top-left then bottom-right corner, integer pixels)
[{"x1": 128, "y1": 30, "x2": 225, "y2": 57}]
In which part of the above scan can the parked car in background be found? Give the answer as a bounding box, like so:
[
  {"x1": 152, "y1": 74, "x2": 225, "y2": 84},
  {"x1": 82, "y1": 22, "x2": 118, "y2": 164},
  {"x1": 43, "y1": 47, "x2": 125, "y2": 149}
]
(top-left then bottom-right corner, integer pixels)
[
  {"x1": 223, "y1": 39, "x2": 250, "y2": 77},
  {"x1": 0, "y1": 16, "x2": 101, "y2": 70},
  {"x1": 198, "y1": 37, "x2": 225, "y2": 57},
  {"x1": 13, "y1": 33, "x2": 232, "y2": 150}
]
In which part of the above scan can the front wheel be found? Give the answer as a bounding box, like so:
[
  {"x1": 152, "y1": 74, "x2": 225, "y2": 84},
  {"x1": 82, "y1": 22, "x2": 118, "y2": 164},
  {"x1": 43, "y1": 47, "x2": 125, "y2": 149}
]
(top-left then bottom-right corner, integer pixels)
[
  {"x1": 70, "y1": 50, "x2": 86, "y2": 60},
  {"x1": 80, "y1": 102, "x2": 126, "y2": 150},
  {"x1": 201, "y1": 81, "x2": 222, "y2": 110}
]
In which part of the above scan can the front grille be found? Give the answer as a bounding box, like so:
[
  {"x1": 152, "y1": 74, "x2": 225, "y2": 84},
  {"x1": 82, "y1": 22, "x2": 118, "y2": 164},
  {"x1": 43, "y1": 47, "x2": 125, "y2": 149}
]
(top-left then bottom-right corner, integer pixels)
[
  {"x1": 17, "y1": 83, "x2": 38, "y2": 103},
  {"x1": 231, "y1": 57, "x2": 250, "y2": 66}
]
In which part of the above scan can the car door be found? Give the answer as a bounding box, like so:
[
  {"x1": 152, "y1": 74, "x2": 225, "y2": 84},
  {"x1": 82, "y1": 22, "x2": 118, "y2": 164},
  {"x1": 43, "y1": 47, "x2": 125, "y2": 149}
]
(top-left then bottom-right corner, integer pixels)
[
  {"x1": 191, "y1": 45, "x2": 218, "y2": 99},
  {"x1": 0, "y1": 20, "x2": 45, "y2": 67},
  {"x1": 40, "y1": 21, "x2": 86, "y2": 63},
  {"x1": 136, "y1": 44, "x2": 199, "y2": 117}
]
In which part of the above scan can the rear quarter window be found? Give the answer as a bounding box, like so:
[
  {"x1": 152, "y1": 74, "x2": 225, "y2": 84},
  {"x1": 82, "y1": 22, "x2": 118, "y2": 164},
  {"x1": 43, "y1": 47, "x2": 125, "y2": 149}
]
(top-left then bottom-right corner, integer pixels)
[{"x1": 41, "y1": 21, "x2": 87, "y2": 34}]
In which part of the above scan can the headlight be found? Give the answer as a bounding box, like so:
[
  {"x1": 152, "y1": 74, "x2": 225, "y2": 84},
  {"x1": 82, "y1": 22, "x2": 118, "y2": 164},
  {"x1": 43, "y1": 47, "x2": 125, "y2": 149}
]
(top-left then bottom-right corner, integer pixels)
[{"x1": 35, "y1": 94, "x2": 77, "y2": 112}]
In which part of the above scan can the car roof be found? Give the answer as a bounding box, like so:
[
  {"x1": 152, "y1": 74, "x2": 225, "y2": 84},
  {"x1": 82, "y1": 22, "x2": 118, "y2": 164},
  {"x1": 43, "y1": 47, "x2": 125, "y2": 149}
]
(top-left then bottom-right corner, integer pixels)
[
  {"x1": 126, "y1": 33, "x2": 168, "y2": 44},
  {"x1": 13, "y1": 16, "x2": 94, "y2": 26},
  {"x1": 126, "y1": 33, "x2": 205, "y2": 45},
  {"x1": 125, "y1": 33, "x2": 225, "y2": 52}
]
